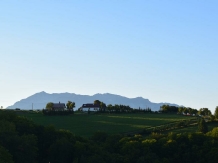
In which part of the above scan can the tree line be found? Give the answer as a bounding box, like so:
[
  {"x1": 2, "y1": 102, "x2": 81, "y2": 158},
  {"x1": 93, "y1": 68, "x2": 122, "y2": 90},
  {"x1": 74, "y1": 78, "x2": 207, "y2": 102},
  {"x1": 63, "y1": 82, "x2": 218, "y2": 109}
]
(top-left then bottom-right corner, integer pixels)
[
  {"x1": 160, "y1": 105, "x2": 215, "y2": 116},
  {"x1": 44, "y1": 100, "x2": 218, "y2": 118}
]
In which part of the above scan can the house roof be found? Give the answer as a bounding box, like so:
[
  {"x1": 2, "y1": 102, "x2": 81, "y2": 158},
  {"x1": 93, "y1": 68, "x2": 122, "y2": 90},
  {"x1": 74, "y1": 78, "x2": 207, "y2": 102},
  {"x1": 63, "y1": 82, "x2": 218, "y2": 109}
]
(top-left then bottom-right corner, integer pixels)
[
  {"x1": 53, "y1": 103, "x2": 66, "y2": 108},
  {"x1": 82, "y1": 103, "x2": 100, "y2": 108}
]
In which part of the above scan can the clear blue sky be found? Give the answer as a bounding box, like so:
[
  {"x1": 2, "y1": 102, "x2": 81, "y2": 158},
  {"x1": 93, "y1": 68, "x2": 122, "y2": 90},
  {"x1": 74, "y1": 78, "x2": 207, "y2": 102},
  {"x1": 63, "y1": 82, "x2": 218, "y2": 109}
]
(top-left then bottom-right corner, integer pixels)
[{"x1": 1, "y1": 1, "x2": 218, "y2": 112}]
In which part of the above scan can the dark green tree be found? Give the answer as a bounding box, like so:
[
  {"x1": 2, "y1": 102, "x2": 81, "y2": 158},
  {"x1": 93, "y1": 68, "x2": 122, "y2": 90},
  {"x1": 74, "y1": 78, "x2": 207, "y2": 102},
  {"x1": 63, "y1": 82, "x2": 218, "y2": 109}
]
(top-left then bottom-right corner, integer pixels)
[
  {"x1": 100, "y1": 102, "x2": 106, "y2": 111},
  {"x1": 94, "y1": 100, "x2": 106, "y2": 112},
  {"x1": 198, "y1": 108, "x2": 212, "y2": 116},
  {"x1": 94, "y1": 100, "x2": 101, "y2": 106},
  {"x1": 48, "y1": 138, "x2": 74, "y2": 163},
  {"x1": 198, "y1": 119, "x2": 208, "y2": 134},
  {"x1": 0, "y1": 145, "x2": 14, "y2": 163},
  {"x1": 107, "y1": 104, "x2": 113, "y2": 113},
  {"x1": 214, "y1": 106, "x2": 218, "y2": 119}
]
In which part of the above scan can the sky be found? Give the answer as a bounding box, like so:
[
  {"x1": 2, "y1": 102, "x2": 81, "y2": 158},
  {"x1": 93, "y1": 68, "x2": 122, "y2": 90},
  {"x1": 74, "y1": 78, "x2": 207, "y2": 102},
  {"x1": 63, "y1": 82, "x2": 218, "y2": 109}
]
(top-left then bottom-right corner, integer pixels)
[{"x1": 0, "y1": 0, "x2": 218, "y2": 112}]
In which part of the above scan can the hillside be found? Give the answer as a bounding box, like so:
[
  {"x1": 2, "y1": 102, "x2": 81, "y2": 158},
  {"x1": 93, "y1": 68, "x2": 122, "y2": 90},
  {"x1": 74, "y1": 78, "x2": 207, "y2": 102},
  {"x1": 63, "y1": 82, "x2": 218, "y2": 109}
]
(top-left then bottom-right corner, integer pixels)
[{"x1": 7, "y1": 91, "x2": 179, "y2": 111}]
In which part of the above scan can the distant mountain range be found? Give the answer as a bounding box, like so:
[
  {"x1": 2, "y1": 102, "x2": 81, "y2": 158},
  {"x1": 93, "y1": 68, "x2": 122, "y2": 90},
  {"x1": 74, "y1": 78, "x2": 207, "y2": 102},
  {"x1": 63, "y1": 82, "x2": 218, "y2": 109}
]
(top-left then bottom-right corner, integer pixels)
[{"x1": 7, "y1": 91, "x2": 180, "y2": 111}]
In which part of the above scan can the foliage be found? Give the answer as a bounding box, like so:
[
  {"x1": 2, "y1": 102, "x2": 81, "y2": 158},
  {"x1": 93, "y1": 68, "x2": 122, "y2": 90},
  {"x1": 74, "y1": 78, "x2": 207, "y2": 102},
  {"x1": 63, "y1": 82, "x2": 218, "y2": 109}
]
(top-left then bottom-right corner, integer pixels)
[
  {"x1": 206, "y1": 127, "x2": 218, "y2": 138},
  {"x1": 106, "y1": 104, "x2": 152, "y2": 113},
  {"x1": 66, "y1": 101, "x2": 75, "y2": 111},
  {"x1": 160, "y1": 105, "x2": 178, "y2": 113},
  {"x1": 214, "y1": 106, "x2": 218, "y2": 119},
  {"x1": 94, "y1": 100, "x2": 101, "y2": 105},
  {"x1": 0, "y1": 145, "x2": 14, "y2": 163},
  {"x1": 198, "y1": 108, "x2": 212, "y2": 116},
  {"x1": 94, "y1": 100, "x2": 106, "y2": 112},
  {"x1": 178, "y1": 106, "x2": 198, "y2": 115},
  {"x1": 46, "y1": 102, "x2": 54, "y2": 110},
  {"x1": 210, "y1": 115, "x2": 215, "y2": 122},
  {"x1": 198, "y1": 118, "x2": 208, "y2": 133},
  {"x1": 42, "y1": 109, "x2": 74, "y2": 116},
  {"x1": 1, "y1": 110, "x2": 218, "y2": 163}
]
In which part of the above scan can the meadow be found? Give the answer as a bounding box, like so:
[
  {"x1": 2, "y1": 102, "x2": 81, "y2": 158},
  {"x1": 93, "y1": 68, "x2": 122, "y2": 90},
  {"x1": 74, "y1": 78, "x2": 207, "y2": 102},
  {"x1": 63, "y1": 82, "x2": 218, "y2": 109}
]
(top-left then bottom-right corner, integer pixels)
[
  {"x1": 163, "y1": 121, "x2": 218, "y2": 134},
  {"x1": 17, "y1": 111, "x2": 199, "y2": 137}
]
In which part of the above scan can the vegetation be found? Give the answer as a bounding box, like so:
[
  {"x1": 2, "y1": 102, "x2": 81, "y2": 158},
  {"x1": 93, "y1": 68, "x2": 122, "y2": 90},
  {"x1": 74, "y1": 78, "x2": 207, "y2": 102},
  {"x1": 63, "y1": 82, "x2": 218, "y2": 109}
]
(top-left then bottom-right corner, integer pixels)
[
  {"x1": 17, "y1": 111, "x2": 199, "y2": 137},
  {"x1": 198, "y1": 108, "x2": 212, "y2": 116},
  {"x1": 177, "y1": 106, "x2": 198, "y2": 115},
  {"x1": 160, "y1": 105, "x2": 178, "y2": 113},
  {"x1": 45, "y1": 102, "x2": 54, "y2": 110},
  {"x1": 66, "y1": 101, "x2": 75, "y2": 111},
  {"x1": 214, "y1": 106, "x2": 218, "y2": 119},
  {"x1": 161, "y1": 105, "x2": 199, "y2": 115},
  {"x1": 1, "y1": 110, "x2": 218, "y2": 163},
  {"x1": 198, "y1": 118, "x2": 208, "y2": 133},
  {"x1": 42, "y1": 109, "x2": 74, "y2": 116}
]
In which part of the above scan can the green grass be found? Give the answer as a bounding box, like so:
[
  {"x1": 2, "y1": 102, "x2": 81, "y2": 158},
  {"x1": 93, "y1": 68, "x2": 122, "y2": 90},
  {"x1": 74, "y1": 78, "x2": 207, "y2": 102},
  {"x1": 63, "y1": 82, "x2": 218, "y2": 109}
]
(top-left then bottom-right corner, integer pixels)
[
  {"x1": 164, "y1": 121, "x2": 218, "y2": 134},
  {"x1": 17, "y1": 111, "x2": 196, "y2": 137}
]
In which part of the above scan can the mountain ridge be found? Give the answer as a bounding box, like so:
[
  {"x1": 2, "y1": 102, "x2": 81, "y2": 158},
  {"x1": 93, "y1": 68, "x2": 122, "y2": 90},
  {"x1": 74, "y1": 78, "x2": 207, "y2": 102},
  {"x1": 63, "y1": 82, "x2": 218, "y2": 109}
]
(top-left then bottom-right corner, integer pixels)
[{"x1": 7, "y1": 91, "x2": 179, "y2": 111}]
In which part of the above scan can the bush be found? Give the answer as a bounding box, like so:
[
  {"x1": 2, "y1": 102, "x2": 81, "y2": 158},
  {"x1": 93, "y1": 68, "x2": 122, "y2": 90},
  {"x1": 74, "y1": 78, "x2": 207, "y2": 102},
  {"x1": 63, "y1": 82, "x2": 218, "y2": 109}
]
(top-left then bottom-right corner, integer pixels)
[
  {"x1": 42, "y1": 110, "x2": 74, "y2": 116},
  {"x1": 198, "y1": 119, "x2": 208, "y2": 134}
]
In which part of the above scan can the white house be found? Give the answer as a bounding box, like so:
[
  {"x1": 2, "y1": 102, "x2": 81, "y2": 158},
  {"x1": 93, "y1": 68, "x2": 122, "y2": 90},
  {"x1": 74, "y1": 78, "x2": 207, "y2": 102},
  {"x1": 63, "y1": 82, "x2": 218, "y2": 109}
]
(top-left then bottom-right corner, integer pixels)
[{"x1": 81, "y1": 103, "x2": 100, "y2": 112}]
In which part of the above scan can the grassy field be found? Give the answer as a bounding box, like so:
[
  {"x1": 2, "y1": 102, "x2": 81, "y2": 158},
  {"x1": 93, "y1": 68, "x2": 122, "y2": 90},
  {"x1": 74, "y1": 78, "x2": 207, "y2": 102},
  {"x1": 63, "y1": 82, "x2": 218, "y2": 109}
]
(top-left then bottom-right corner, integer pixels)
[
  {"x1": 163, "y1": 121, "x2": 218, "y2": 134},
  {"x1": 17, "y1": 111, "x2": 200, "y2": 137}
]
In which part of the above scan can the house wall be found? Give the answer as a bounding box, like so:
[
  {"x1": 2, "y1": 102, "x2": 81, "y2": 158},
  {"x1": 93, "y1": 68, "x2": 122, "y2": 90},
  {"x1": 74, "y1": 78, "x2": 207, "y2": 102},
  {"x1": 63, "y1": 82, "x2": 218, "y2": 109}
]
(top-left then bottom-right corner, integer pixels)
[
  {"x1": 53, "y1": 108, "x2": 65, "y2": 111},
  {"x1": 82, "y1": 107, "x2": 99, "y2": 112}
]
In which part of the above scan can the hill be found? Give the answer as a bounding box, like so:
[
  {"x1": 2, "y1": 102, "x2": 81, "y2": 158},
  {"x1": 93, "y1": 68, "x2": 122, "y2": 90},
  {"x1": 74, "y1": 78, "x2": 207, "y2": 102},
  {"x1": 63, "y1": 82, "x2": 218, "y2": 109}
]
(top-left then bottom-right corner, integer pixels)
[{"x1": 7, "y1": 91, "x2": 179, "y2": 111}]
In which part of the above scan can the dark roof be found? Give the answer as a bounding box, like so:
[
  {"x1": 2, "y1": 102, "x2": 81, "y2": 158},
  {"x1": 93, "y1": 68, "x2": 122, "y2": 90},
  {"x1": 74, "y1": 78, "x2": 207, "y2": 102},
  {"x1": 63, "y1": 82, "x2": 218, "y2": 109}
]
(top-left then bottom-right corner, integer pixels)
[
  {"x1": 53, "y1": 103, "x2": 66, "y2": 108},
  {"x1": 82, "y1": 103, "x2": 100, "y2": 108}
]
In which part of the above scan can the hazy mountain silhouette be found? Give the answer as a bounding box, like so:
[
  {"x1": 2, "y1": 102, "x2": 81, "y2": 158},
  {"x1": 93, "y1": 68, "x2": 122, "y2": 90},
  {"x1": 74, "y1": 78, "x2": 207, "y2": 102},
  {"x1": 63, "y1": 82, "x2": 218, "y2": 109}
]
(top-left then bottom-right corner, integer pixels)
[{"x1": 7, "y1": 91, "x2": 179, "y2": 111}]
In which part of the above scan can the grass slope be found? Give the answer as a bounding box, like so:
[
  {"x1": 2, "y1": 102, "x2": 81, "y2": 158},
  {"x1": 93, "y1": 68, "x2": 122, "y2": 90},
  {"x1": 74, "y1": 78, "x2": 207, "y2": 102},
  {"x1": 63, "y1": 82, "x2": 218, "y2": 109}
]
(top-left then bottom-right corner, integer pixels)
[
  {"x1": 18, "y1": 111, "x2": 196, "y2": 137},
  {"x1": 164, "y1": 121, "x2": 218, "y2": 134}
]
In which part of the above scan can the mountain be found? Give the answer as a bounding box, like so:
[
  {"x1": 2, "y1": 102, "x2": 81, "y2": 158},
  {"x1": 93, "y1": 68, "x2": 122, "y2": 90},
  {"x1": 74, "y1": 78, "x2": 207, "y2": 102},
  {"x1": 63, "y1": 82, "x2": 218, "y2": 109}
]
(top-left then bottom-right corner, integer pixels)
[{"x1": 7, "y1": 91, "x2": 179, "y2": 111}]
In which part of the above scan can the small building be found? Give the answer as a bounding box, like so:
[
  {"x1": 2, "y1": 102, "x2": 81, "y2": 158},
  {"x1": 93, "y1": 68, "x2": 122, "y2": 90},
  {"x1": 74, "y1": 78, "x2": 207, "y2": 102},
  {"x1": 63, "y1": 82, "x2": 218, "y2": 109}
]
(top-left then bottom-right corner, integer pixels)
[
  {"x1": 52, "y1": 102, "x2": 66, "y2": 111},
  {"x1": 81, "y1": 103, "x2": 100, "y2": 112}
]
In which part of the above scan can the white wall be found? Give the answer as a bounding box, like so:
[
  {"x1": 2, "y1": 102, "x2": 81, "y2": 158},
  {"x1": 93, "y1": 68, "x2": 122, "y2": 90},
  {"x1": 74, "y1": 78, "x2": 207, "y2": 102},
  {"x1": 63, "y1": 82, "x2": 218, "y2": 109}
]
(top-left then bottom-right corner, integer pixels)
[{"x1": 82, "y1": 107, "x2": 99, "y2": 112}]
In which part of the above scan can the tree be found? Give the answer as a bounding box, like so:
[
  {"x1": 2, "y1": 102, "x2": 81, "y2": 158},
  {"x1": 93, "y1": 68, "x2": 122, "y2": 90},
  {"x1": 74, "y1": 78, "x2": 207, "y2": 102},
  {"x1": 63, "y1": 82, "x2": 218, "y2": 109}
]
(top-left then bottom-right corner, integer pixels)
[
  {"x1": 66, "y1": 101, "x2": 75, "y2": 111},
  {"x1": 214, "y1": 106, "x2": 218, "y2": 119},
  {"x1": 48, "y1": 138, "x2": 74, "y2": 163},
  {"x1": 107, "y1": 104, "x2": 113, "y2": 113},
  {"x1": 94, "y1": 100, "x2": 101, "y2": 106},
  {"x1": 198, "y1": 108, "x2": 212, "y2": 116},
  {"x1": 210, "y1": 115, "x2": 215, "y2": 122},
  {"x1": 160, "y1": 105, "x2": 178, "y2": 113},
  {"x1": 0, "y1": 145, "x2": 14, "y2": 163},
  {"x1": 178, "y1": 107, "x2": 184, "y2": 114},
  {"x1": 198, "y1": 119, "x2": 208, "y2": 134},
  {"x1": 206, "y1": 127, "x2": 218, "y2": 138},
  {"x1": 94, "y1": 100, "x2": 106, "y2": 112},
  {"x1": 46, "y1": 102, "x2": 54, "y2": 110},
  {"x1": 100, "y1": 102, "x2": 106, "y2": 112}
]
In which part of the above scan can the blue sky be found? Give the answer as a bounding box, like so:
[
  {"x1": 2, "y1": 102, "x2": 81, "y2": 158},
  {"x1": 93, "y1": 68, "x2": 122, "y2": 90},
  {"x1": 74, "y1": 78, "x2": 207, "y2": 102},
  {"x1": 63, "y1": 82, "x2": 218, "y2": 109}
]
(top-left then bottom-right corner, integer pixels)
[{"x1": 1, "y1": 1, "x2": 218, "y2": 112}]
